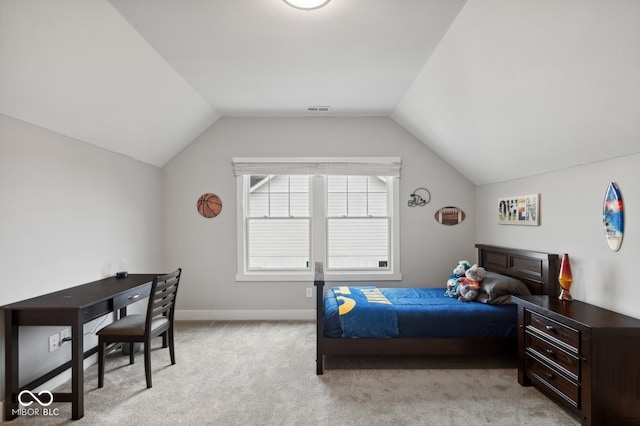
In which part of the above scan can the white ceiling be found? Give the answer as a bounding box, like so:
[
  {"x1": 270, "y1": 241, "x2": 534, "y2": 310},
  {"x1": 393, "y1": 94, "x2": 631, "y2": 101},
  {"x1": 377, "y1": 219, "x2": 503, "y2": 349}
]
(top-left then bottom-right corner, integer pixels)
[
  {"x1": 108, "y1": 0, "x2": 465, "y2": 117},
  {"x1": 1, "y1": 0, "x2": 639, "y2": 185}
]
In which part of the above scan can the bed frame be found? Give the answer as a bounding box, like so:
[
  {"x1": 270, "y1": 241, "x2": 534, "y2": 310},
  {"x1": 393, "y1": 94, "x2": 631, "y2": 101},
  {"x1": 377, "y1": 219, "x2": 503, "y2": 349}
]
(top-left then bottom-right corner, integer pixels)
[{"x1": 314, "y1": 244, "x2": 559, "y2": 374}]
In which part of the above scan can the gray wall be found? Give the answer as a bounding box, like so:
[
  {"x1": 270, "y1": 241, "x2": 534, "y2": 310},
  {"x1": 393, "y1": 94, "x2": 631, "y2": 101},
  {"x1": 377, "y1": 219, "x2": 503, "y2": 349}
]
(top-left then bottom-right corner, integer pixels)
[
  {"x1": 476, "y1": 153, "x2": 640, "y2": 319},
  {"x1": 162, "y1": 117, "x2": 476, "y2": 319},
  {"x1": 0, "y1": 114, "x2": 163, "y2": 398},
  {"x1": 5, "y1": 111, "x2": 637, "y2": 406}
]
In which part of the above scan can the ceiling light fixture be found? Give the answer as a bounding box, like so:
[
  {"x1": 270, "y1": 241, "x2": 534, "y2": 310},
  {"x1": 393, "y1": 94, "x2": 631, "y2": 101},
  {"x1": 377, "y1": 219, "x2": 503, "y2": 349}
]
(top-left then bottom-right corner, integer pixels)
[{"x1": 283, "y1": 0, "x2": 331, "y2": 10}]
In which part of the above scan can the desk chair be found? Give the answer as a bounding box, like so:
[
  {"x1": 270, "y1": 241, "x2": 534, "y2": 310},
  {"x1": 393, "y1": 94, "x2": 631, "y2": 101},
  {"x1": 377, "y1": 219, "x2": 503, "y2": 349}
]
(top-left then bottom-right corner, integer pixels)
[{"x1": 97, "y1": 268, "x2": 181, "y2": 389}]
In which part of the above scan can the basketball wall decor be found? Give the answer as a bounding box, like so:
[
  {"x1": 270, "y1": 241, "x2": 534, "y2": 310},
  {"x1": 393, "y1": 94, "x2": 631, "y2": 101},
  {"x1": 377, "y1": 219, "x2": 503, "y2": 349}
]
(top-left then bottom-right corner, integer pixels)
[{"x1": 197, "y1": 193, "x2": 222, "y2": 218}]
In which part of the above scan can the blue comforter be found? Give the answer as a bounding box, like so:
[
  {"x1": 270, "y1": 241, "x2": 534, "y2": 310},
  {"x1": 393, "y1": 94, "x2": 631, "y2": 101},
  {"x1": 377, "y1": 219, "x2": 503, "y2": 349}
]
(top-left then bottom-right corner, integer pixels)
[
  {"x1": 324, "y1": 287, "x2": 517, "y2": 339},
  {"x1": 333, "y1": 286, "x2": 399, "y2": 338}
]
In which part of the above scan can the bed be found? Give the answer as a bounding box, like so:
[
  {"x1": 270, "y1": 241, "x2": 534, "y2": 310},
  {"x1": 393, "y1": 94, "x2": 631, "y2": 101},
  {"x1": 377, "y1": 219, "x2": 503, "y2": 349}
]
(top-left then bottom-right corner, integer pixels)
[{"x1": 314, "y1": 244, "x2": 559, "y2": 374}]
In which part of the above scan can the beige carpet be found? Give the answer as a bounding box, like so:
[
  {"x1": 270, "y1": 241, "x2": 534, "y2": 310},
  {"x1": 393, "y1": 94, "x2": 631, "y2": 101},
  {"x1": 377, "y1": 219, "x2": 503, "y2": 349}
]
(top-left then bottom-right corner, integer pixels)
[{"x1": 10, "y1": 321, "x2": 579, "y2": 425}]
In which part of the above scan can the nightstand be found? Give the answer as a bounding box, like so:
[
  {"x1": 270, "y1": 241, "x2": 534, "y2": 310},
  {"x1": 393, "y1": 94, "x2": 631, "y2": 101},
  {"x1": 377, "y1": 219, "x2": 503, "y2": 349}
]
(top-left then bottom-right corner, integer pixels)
[{"x1": 513, "y1": 295, "x2": 640, "y2": 426}]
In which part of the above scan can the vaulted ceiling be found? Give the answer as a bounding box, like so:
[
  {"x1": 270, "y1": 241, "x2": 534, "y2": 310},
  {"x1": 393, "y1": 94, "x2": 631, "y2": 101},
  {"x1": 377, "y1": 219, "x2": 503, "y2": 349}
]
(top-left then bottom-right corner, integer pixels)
[{"x1": 1, "y1": 0, "x2": 638, "y2": 185}]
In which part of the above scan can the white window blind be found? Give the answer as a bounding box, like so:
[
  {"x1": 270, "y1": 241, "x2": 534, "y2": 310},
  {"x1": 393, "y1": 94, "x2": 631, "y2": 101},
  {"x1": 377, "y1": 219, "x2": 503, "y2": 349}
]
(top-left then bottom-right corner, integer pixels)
[
  {"x1": 247, "y1": 218, "x2": 310, "y2": 269},
  {"x1": 233, "y1": 157, "x2": 401, "y2": 177}
]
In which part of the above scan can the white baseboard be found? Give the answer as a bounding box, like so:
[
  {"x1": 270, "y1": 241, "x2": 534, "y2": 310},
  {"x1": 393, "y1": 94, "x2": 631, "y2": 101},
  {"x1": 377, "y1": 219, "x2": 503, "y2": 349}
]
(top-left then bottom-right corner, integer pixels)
[{"x1": 175, "y1": 309, "x2": 315, "y2": 321}]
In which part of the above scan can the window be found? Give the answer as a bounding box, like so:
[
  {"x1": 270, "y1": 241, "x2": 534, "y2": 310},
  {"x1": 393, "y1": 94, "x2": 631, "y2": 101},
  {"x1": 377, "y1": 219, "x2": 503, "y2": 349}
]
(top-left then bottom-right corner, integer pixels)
[
  {"x1": 234, "y1": 157, "x2": 401, "y2": 281},
  {"x1": 326, "y1": 176, "x2": 390, "y2": 270},
  {"x1": 246, "y1": 175, "x2": 310, "y2": 270}
]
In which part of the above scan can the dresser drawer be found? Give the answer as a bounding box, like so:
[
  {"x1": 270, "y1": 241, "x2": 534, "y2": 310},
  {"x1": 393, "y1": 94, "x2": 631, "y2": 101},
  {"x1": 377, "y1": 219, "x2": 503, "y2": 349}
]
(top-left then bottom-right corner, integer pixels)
[
  {"x1": 527, "y1": 311, "x2": 579, "y2": 351},
  {"x1": 525, "y1": 331, "x2": 579, "y2": 379},
  {"x1": 526, "y1": 354, "x2": 579, "y2": 407}
]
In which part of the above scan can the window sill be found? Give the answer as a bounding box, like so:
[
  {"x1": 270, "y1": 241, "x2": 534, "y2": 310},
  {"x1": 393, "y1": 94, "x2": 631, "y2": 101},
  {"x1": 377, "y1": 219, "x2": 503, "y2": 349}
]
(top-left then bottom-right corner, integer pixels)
[
  {"x1": 235, "y1": 272, "x2": 402, "y2": 282},
  {"x1": 236, "y1": 273, "x2": 313, "y2": 282}
]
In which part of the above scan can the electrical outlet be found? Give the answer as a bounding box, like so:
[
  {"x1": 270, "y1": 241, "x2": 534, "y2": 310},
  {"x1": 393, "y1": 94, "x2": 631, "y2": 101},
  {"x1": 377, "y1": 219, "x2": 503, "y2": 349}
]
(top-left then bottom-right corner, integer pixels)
[
  {"x1": 306, "y1": 288, "x2": 313, "y2": 298},
  {"x1": 49, "y1": 334, "x2": 60, "y2": 352},
  {"x1": 60, "y1": 328, "x2": 71, "y2": 344}
]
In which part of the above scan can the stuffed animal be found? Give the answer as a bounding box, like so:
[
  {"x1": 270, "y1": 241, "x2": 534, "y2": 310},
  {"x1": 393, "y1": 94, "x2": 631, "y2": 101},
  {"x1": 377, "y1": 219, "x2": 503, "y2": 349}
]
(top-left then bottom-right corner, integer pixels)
[
  {"x1": 458, "y1": 263, "x2": 486, "y2": 302},
  {"x1": 445, "y1": 260, "x2": 470, "y2": 297}
]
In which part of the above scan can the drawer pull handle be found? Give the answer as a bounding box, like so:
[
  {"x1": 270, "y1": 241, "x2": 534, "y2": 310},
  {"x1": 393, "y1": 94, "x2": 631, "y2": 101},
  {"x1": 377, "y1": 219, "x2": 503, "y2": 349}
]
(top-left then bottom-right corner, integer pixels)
[
  {"x1": 546, "y1": 349, "x2": 555, "y2": 356},
  {"x1": 545, "y1": 373, "x2": 555, "y2": 380},
  {"x1": 128, "y1": 294, "x2": 140, "y2": 300},
  {"x1": 545, "y1": 325, "x2": 555, "y2": 332}
]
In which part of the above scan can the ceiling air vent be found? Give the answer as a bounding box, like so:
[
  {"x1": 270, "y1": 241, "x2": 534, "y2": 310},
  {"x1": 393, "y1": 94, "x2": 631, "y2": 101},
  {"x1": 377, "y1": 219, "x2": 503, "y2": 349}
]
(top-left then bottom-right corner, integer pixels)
[{"x1": 307, "y1": 106, "x2": 330, "y2": 112}]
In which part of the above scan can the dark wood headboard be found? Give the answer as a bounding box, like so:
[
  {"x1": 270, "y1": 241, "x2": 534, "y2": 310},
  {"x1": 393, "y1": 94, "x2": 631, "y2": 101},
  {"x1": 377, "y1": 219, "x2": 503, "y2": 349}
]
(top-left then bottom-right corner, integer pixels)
[{"x1": 476, "y1": 244, "x2": 559, "y2": 297}]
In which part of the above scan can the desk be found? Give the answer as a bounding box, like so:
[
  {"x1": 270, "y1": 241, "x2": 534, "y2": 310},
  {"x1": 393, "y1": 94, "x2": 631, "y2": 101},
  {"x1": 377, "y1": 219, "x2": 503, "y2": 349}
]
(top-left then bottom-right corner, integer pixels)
[{"x1": 3, "y1": 274, "x2": 156, "y2": 420}]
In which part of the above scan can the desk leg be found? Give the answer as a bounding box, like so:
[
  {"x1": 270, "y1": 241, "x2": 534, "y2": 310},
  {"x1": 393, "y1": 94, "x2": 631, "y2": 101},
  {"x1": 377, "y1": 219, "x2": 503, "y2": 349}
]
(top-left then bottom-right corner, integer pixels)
[
  {"x1": 71, "y1": 319, "x2": 84, "y2": 420},
  {"x1": 4, "y1": 309, "x2": 18, "y2": 420}
]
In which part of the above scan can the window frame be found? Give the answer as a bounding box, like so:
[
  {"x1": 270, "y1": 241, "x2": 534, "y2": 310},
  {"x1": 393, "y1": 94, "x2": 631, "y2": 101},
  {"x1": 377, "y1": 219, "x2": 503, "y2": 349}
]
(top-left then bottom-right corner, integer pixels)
[
  {"x1": 234, "y1": 157, "x2": 401, "y2": 282},
  {"x1": 325, "y1": 175, "x2": 392, "y2": 272},
  {"x1": 245, "y1": 174, "x2": 312, "y2": 272}
]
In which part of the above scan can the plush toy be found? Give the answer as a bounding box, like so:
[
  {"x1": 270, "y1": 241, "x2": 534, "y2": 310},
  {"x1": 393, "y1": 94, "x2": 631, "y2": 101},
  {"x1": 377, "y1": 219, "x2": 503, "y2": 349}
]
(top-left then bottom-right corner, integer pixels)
[
  {"x1": 445, "y1": 260, "x2": 470, "y2": 297},
  {"x1": 458, "y1": 263, "x2": 486, "y2": 302}
]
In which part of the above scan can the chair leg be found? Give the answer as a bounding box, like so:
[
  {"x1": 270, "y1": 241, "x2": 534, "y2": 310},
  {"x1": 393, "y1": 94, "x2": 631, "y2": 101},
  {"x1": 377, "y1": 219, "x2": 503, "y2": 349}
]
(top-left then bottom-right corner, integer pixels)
[
  {"x1": 98, "y1": 338, "x2": 105, "y2": 388},
  {"x1": 144, "y1": 340, "x2": 152, "y2": 388},
  {"x1": 168, "y1": 326, "x2": 176, "y2": 365},
  {"x1": 129, "y1": 343, "x2": 135, "y2": 364},
  {"x1": 162, "y1": 331, "x2": 168, "y2": 348}
]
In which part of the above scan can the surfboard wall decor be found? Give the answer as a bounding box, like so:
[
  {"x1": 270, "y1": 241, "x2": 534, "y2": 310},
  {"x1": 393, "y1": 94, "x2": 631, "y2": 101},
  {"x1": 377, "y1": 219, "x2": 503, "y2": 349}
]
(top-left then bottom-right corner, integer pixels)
[{"x1": 603, "y1": 182, "x2": 624, "y2": 251}]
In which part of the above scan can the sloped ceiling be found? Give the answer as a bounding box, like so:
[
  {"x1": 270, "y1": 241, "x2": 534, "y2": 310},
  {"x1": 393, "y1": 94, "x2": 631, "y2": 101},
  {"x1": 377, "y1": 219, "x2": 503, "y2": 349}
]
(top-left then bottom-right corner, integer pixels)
[
  {"x1": 393, "y1": 0, "x2": 640, "y2": 185},
  {"x1": 0, "y1": 0, "x2": 218, "y2": 167},
  {"x1": 1, "y1": 0, "x2": 638, "y2": 184}
]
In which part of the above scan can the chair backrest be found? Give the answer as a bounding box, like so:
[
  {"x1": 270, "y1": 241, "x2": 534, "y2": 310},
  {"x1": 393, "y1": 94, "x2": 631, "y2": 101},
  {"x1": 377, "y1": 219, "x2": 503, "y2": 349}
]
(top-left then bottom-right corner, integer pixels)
[{"x1": 145, "y1": 268, "x2": 182, "y2": 329}]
